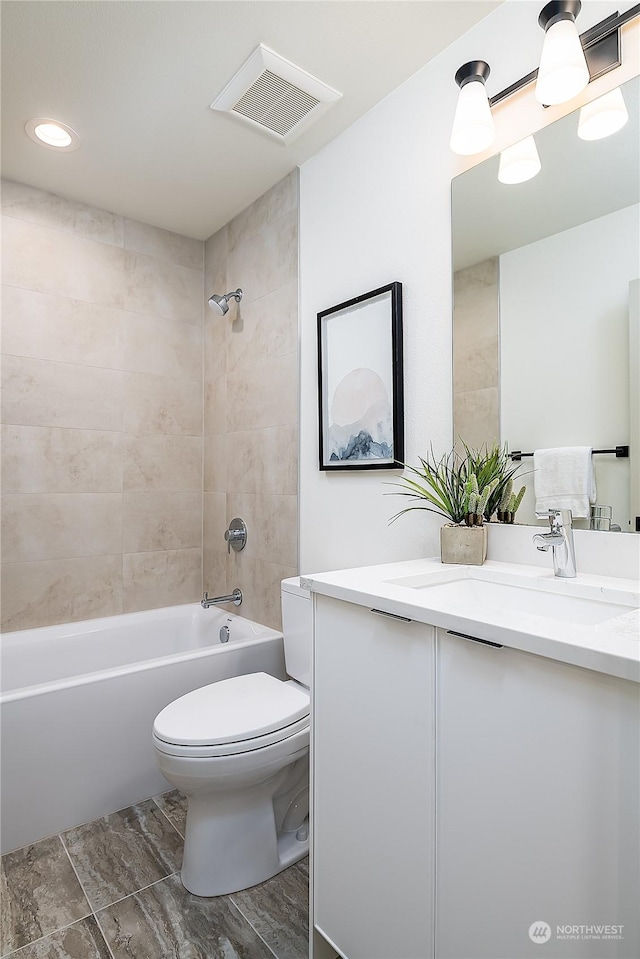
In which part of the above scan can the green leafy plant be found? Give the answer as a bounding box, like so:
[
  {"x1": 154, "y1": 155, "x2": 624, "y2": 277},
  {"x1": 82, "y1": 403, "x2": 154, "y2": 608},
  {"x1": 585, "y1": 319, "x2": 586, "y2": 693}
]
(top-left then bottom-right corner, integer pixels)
[
  {"x1": 387, "y1": 447, "x2": 469, "y2": 525},
  {"x1": 388, "y1": 442, "x2": 525, "y2": 528},
  {"x1": 460, "y1": 442, "x2": 524, "y2": 522}
]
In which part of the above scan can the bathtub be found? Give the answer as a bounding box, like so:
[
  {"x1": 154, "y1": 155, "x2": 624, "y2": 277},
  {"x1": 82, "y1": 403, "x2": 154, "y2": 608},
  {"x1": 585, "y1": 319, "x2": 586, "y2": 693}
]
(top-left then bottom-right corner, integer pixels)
[{"x1": 0, "y1": 604, "x2": 285, "y2": 854}]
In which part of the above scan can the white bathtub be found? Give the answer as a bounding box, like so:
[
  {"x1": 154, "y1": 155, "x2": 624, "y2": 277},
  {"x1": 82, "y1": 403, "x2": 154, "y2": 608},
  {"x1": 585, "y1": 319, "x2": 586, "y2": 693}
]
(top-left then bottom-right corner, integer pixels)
[{"x1": 0, "y1": 604, "x2": 285, "y2": 854}]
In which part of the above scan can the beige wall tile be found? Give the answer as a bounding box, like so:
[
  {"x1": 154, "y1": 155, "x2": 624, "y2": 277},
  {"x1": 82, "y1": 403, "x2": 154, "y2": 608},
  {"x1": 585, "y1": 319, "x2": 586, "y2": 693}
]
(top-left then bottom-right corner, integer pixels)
[
  {"x1": 454, "y1": 387, "x2": 500, "y2": 451},
  {"x1": 123, "y1": 313, "x2": 202, "y2": 379},
  {"x1": 124, "y1": 219, "x2": 203, "y2": 271},
  {"x1": 226, "y1": 492, "x2": 297, "y2": 567},
  {"x1": 1, "y1": 286, "x2": 123, "y2": 368},
  {"x1": 123, "y1": 435, "x2": 202, "y2": 491},
  {"x1": 453, "y1": 334, "x2": 499, "y2": 394},
  {"x1": 2, "y1": 355, "x2": 124, "y2": 431},
  {"x1": 203, "y1": 491, "x2": 228, "y2": 555},
  {"x1": 2, "y1": 216, "x2": 125, "y2": 308},
  {"x1": 2, "y1": 492, "x2": 122, "y2": 563},
  {"x1": 1, "y1": 180, "x2": 124, "y2": 246},
  {"x1": 203, "y1": 313, "x2": 227, "y2": 380},
  {"x1": 226, "y1": 281, "x2": 297, "y2": 374},
  {"x1": 258, "y1": 426, "x2": 298, "y2": 495},
  {"x1": 227, "y1": 352, "x2": 297, "y2": 432},
  {"x1": 225, "y1": 554, "x2": 296, "y2": 631},
  {"x1": 0, "y1": 555, "x2": 123, "y2": 632},
  {"x1": 204, "y1": 226, "x2": 228, "y2": 300},
  {"x1": 123, "y1": 372, "x2": 202, "y2": 436},
  {"x1": 204, "y1": 373, "x2": 227, "y2": 436},
  {"x1": 225, "y1": 427, "x2": 297, "y2": 496},
  {"x1": 1, "y1": 426, "x2": 122, "y2": 493},
  {"x1": 124, "y1": 251, "x2": 203, "y2": 325},
  {"x1": 228, "y1": 172, "x2": 297, "y2": 253},
  {"x1": 204, "y1": 434, "x2": 227, "y2": 493},
  {"x1": 123, "y1": 491, "x2": 202, "y2": 553},
  {"x1": 227, "y1": 210, "x2": 297, "y2": 304},
  {"x1": 203, "y1": 548, "x2": 228, "y2": 597},
  {"x1": 123, "y1": 548, "x2": 202, "y2": 613}
]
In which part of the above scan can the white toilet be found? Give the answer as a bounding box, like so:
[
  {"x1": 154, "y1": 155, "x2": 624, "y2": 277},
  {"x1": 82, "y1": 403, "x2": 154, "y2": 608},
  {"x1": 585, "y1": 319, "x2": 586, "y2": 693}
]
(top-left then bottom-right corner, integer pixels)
[{"x1": 152, "y1": 577, "x2": 311, "y2": 897}]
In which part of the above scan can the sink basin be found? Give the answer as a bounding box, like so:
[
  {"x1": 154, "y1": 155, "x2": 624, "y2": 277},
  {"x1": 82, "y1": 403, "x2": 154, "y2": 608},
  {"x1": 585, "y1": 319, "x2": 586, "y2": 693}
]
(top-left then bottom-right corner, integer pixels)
[{"x1": 386, "y1": 572, "x2": 638, "y2": 626}]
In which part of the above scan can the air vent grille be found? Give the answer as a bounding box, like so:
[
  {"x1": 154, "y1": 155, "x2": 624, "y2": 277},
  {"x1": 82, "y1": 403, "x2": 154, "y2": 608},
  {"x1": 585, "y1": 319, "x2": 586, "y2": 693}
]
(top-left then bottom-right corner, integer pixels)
[
  {"x1": 210, "y1": 44, "x2": 342, "y2": 144},
  {"x1": 232, "y1": 70, "x2": 320, "y2": 137}
]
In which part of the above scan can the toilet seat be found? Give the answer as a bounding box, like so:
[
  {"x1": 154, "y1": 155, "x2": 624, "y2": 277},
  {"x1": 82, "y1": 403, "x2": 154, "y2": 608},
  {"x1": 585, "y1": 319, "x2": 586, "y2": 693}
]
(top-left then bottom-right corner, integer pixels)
[{"x1": 153, "y1": 672, "x2": 310, "y2": 758}]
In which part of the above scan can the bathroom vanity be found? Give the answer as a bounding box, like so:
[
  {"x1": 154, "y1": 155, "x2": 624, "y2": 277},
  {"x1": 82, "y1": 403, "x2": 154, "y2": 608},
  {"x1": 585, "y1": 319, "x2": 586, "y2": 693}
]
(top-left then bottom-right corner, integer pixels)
[{"x1": 304, "y1": 559, "x2": 640, "y2": 959}]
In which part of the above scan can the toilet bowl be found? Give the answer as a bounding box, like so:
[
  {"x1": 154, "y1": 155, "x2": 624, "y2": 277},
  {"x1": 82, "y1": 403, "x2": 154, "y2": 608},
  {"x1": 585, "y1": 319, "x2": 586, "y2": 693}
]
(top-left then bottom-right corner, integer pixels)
[{"x1": 152, "y1": 578, "x2": 311, "y2": 897}]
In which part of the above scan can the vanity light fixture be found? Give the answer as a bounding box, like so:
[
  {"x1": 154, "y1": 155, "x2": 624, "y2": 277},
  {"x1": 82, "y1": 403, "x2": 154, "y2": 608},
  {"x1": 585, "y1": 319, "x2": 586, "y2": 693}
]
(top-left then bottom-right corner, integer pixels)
[
  {"x1": 450, "y1": 60, "x2": 495, "y2": 156},
  {"x1": 498, "y1": 135, "x2": 542, "y2": 184},
  {"x1": 25, "y1": 118, "x2": 80, "y2": 151},
  {"x1": 535, "y1": 1, "x2": 589, "y2": 105},
  {"x1": 578, "y1": 86, "x2": 629, "y2": 140},
  {"x1": 450, "y1": 3, "x2": 640, "y2": 156}
]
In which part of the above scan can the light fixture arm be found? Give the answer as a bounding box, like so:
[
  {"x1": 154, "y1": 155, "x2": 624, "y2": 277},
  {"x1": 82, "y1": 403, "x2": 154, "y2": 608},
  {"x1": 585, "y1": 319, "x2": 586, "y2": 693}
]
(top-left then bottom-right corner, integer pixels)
[{"x1": 488, "y1": 2, "x2": 640, "y2": 108}]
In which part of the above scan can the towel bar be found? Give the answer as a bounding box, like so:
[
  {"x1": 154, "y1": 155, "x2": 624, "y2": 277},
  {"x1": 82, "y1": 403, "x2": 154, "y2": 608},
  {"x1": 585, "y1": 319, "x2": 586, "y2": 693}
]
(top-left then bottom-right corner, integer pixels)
[{"x1": 511, "y1": 445, "x2": 629, "y2": 462}]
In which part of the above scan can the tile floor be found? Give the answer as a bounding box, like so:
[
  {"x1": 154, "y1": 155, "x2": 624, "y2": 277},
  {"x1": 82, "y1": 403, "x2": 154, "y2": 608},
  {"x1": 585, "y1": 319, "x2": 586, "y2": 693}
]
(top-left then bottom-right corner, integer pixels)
[{"x1": 0, "y1": 791, "x2": 309, "y2": 959}]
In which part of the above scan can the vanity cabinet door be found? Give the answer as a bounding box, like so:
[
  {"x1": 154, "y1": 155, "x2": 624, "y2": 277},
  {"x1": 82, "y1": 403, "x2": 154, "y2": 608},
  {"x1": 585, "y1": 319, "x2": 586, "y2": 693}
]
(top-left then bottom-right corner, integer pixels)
[
  {"x1": 313, "y1": 595, "x2": 435, "y2": 959},
  {"x1": 435, "y1": 629, "x2": 640, "y2": 959}
]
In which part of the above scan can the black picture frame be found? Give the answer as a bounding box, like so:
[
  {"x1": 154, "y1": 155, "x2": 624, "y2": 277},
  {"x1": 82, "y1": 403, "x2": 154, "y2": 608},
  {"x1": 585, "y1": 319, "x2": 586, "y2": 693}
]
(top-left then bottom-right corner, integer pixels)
[{"x1": 317, "y1": 281, "x2": 404, "y2": 471}]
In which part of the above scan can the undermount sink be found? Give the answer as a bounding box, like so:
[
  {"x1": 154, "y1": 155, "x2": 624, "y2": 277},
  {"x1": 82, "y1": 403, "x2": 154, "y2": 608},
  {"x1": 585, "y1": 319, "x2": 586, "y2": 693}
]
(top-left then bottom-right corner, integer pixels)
[{"x1": 386, "y1": 571, "x2": 639, "y2": 626}]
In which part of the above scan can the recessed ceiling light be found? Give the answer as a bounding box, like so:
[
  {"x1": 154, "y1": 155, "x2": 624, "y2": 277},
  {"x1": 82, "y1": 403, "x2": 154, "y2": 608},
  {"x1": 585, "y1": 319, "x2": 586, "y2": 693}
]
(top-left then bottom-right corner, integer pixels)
[{"x1": 25, "y1": 117, "x2": 80, "y2": 151}]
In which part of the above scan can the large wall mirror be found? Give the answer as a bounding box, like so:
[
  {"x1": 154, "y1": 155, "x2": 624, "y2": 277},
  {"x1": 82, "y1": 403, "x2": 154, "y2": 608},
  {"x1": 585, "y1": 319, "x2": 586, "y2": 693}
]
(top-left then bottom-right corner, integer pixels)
[{"x1": 452, "y1": 75, "x2": 639, "y2": 533}]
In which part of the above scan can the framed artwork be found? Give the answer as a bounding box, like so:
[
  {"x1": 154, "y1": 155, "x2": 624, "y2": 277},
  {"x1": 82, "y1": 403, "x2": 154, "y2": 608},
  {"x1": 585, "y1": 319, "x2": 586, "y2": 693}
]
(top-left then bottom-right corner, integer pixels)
[{"x1": 317, "y1": 281, "x2": 404, "y2": 471}]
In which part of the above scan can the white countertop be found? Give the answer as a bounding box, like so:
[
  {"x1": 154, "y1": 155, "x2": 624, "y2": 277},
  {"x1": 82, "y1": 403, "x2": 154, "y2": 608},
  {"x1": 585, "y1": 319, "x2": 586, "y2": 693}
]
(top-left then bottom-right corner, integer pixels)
[{"x1": 302, "y1": 558, "x2": 640, "y2": 683}]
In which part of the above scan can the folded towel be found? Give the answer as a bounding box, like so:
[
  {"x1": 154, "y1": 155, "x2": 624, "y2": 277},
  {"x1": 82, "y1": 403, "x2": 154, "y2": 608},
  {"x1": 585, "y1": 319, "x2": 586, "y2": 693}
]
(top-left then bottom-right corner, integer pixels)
[{"x1": 533, "y1": 446, "x2": 596, "y2": 518}]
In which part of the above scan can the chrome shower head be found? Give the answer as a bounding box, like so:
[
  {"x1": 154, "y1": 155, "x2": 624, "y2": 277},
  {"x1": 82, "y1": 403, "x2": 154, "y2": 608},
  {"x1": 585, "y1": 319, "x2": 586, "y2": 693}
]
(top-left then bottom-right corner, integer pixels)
[{"x1": 208, "y1": 288, "x2": 243, "y2": 315}]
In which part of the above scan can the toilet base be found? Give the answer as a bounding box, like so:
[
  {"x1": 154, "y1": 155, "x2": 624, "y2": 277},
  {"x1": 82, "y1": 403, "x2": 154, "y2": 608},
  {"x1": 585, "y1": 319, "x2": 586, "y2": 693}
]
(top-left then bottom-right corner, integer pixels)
[{"x1": 180, "y1": 781, "x2": 309, "y2": 897}]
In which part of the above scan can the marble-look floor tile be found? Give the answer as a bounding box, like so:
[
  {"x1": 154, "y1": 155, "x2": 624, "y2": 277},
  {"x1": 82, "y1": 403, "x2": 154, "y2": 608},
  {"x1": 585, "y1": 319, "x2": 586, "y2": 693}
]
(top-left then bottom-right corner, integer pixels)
[
  {"x1": 230, "y1": 859, "x2": 309, "y2": 959},
  {"x1": 152, "y1": 791, "x2": 188, "y2": 839},
  {"x1": 98, "y1": 873, "x2": 275, "y2": 959},
  {"x1": 62, "y1": 800, "x2": 182, "y2": 911},
  {"x1": 0, "y1": 836, "x2": 90, "y2": 955},
  {"x1": 3, "y1": 915, "x2": 113, "y2": 959}
]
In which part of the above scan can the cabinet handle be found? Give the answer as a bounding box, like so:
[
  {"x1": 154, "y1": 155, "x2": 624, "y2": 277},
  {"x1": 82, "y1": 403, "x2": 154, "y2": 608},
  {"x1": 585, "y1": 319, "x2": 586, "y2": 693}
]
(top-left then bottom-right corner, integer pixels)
[
  {"x1": 370, "y1": 608, "x2": 413, "y2": 623},
  {"x1": 446, "y1": 629, "x2": 503, "y2": 648}
]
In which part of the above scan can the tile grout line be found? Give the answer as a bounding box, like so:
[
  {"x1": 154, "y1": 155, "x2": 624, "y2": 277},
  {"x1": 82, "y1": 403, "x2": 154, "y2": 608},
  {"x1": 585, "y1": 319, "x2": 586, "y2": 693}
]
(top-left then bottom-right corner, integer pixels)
[
  {"x1": 1, "y1": 916, "x2": 92, "y2": 959},
  {"x1": 151, "y1": 795, "x2": 186, "y2": 840},
  {"x1": 227, "y1": 897, "x2": 280, "y2": 959},
  {"x1": 58, "y1": 833, "x2": 101, "y2": 918},
  {"x1": 91, "y1": 869, "x2": 183, "y2": 915}
]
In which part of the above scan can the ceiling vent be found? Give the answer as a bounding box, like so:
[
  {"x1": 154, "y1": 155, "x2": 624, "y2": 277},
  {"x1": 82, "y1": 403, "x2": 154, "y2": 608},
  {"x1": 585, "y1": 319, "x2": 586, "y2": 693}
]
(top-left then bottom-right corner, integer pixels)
[{"x1": 210, "y1": 44, "x2": 342, "y2": 144}]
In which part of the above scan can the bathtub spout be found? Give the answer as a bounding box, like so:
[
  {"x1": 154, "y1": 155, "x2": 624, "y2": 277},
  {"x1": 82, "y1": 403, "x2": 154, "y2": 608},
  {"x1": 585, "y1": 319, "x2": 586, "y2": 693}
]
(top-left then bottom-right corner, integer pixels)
[{"x1": 202, "y1": 589, "x2": 242, "y2": 609}]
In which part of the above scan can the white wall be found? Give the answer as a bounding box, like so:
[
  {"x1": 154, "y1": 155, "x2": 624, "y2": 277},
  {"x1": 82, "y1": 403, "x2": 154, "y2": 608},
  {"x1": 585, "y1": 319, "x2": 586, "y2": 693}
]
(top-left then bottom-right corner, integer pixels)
[
  {"x1": 299, "y1": 0, "x2": 640, "y2": 574},
  {"x1": 501, "y1": 204, "x2": 639, "y2": 531}
]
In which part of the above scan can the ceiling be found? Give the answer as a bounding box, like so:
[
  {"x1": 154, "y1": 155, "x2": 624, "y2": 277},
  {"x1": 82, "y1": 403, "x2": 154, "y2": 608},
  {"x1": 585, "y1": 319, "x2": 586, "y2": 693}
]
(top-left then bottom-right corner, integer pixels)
[{"x1": 1, "y1": 0, "x2": 500, "y2": 240}]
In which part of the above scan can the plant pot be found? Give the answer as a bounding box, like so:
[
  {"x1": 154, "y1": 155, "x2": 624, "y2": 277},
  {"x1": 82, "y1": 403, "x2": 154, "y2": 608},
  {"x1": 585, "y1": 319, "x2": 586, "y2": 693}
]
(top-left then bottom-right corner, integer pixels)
[{"x1": 440, "y1": 523, "x2": 487, "y2": 566}]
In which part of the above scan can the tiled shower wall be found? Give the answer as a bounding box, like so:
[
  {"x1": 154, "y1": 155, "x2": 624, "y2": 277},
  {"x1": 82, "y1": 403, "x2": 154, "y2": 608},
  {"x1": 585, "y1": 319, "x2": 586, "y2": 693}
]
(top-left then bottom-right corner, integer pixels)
[
  {"x1": 1, "y1": 174, "x2": 299, "y2": 633},
  {"x1": 1, "y1": 180, "x2": 205, "y2": 631},
  {"x1": 203, "y1": 172, "x2": 299, "y2": 630}
]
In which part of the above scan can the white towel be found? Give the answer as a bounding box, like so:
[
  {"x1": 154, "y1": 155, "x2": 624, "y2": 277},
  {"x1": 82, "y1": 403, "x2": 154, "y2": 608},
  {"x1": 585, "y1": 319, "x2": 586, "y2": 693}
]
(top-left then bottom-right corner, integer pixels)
[{"x1": 533, "y1": 446, "x2": 596, "y2": 518}]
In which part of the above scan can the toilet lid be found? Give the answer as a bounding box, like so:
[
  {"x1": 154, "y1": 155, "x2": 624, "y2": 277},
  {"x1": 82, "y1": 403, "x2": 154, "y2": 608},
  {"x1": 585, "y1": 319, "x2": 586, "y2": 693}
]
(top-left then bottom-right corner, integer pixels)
[{"x1": 153, "y1": 672, "x2": 310, "y2": 747}]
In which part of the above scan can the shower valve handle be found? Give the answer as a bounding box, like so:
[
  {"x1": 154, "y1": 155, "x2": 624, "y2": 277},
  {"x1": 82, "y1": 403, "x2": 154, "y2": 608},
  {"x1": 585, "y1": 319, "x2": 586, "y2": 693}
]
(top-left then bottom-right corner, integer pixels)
[{"x1": 224, "y1": 518, "x2": 247, "y2": 554}]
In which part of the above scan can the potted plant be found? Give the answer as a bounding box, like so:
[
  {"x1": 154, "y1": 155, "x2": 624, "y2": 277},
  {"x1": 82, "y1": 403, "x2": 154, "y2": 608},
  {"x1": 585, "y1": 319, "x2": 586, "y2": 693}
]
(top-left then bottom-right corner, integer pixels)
[
  {"x1": 461, "y1": 442, "x2": 524, "y2": 523},
  {"x1": 496, "y1": 478, "x2": 527, "y2": 523},
  {"x1": 388, "y1": 448, "x2": 496, "y2": 565}
]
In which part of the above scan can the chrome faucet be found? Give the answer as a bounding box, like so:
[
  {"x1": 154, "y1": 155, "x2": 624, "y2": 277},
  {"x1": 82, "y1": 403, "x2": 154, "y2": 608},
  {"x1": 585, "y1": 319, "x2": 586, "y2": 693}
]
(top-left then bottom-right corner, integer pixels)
[
  {"x1": 532, "y1": 509, "x2": 577, "y2": 578},
  {"x1": 201, "y1": 588, "x2": 242, "y2": 608}
]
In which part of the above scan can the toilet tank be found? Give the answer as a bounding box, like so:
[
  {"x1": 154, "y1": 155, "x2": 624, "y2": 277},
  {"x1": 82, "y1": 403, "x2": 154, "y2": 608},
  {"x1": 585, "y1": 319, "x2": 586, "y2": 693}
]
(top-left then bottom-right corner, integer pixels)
[{"x1": 281, "y1": 577, "x2": 311, "y2": 688}]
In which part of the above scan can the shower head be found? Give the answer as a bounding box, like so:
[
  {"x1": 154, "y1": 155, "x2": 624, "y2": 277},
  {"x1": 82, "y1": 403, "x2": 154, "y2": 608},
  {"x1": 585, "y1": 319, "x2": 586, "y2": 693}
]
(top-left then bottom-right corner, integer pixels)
[{"x1": 208, "y1": 288, "x2": 243, "y2": 315}]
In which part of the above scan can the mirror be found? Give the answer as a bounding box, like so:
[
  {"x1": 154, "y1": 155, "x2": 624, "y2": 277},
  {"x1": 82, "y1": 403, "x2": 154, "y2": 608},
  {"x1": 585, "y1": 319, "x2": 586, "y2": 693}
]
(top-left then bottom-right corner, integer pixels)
[{"x1": 452, "y1": 76, "x2": 640, "y2": 532}]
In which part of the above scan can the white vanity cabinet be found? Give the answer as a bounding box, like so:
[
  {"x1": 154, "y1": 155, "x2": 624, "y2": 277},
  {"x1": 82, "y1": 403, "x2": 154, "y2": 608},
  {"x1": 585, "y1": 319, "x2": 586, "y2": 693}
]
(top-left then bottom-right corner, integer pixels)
[
  {"x1": 312, "y1": 594, "x2": 436, "y2": 959},
  {"x1": 435, "y1": 628, "x2": 640, "y2": 959}
]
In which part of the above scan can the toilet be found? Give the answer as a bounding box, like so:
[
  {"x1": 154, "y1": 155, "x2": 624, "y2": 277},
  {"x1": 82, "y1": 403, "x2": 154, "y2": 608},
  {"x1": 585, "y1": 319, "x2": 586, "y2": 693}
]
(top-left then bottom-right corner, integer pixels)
[{"x1": 152, "y1": 577, "x2": 311, "y2": 897}]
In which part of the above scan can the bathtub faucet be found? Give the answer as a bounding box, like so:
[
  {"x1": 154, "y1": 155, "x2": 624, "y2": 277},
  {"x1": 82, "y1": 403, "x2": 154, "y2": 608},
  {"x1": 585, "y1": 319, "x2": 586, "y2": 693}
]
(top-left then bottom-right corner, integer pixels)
[{"x1": 201, "y1": 589, "x2": 242, "y2": 609}]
